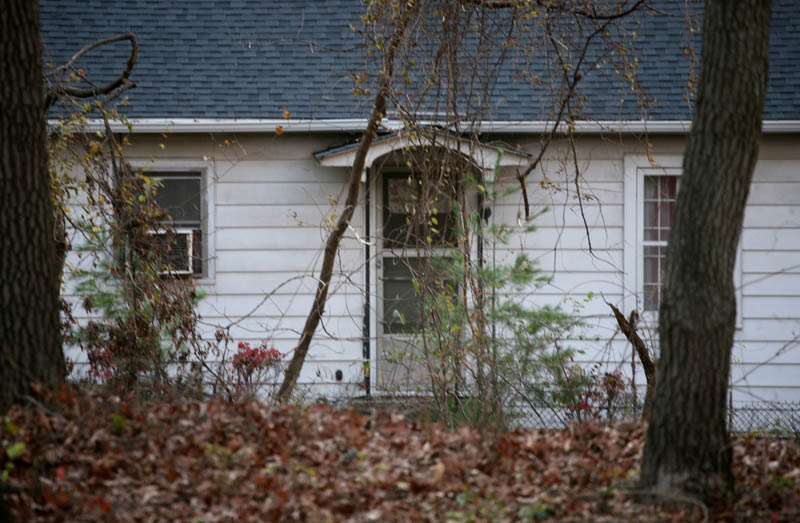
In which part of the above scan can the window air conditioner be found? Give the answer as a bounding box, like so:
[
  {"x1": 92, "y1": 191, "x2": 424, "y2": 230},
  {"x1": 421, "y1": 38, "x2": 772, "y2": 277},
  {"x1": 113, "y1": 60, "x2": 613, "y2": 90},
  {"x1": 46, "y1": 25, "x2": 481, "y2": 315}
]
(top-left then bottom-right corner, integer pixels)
[{"x1": 151, "y1": 228, "x2": 194, "y2": 275}]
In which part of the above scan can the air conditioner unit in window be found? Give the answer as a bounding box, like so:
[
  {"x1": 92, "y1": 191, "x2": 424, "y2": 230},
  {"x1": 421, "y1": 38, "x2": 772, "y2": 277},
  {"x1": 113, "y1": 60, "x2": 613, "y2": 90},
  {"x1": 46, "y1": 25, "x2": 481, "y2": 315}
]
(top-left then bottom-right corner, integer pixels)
[{"x1": 151, "y1": 228, "x2": 194, "y2": 275}]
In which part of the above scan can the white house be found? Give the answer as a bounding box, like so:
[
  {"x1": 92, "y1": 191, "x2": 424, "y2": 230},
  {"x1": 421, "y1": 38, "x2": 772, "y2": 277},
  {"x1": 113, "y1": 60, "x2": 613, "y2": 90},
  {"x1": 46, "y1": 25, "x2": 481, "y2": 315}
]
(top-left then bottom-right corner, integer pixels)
[{"x1": 42, "y1": 0, "x2": 800, "y2": 409}]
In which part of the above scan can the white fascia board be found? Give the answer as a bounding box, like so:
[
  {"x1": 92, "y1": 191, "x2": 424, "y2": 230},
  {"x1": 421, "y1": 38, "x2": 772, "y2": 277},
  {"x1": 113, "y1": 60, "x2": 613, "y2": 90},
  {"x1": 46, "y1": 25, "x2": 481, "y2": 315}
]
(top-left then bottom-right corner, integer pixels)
[
  {"x1": 481, "y1": 120, "x2": 800, "y2": 134},
  {"x1": 48, "y1": 118, "x2": 800, "y2": 134},
  {"x1": 480, "y1": 120, "x2": 691, "y2": 134},
  {"x1": 47, "y1": 118, "x2": 373, "y2": 133}
]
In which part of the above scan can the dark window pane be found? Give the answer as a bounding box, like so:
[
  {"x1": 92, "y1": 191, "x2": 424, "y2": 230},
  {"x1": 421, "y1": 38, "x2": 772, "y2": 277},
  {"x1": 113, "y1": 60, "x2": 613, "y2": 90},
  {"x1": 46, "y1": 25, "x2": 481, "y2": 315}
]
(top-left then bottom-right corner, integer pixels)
[
  {"x1": 662, "y1": 176, "x2": 677, "y2": 199},
  {"x1": 386, "y1": 176, "x2": 415, "y2": 214},
  {"x1": 644, "y1": 201, "x2": 658, "y2": 229},
  {"x1": 644, "y1": 176, "x2": 658, "y2": 200},
  {"x1": 644, "y1": 245, "x2": 658, "y2": 257},
  {"x1": 383, "y1": 280, "x2": 419, "y2": 334},
  {"x1": 146, "y1": 172, "x2": 204, "y2": 276},
  {"x1": 644, "y1": 284, "x2": 659, "y2": 311},
  {"x1": 383, "y1": 257, "x2": 416, "y2": 334},
  {"x1": 383, "y1": 173, "x2": 457, "y2": 248},
  {"x1": 660, "y1": 201, "x2": 674, "y2": 229},
  {"x1": 384, "y1": 211, "x2": 457, "y2": 248},
  {"x1": 192, "y1": 228, "x2": 203, "y2": 277},
  {"x1": 382, "y1": 256, "x2": 456, "y2": 334},
  {"x1": 644, "y1": 254, "x2": 659, "y2": 284},
  {"x1": 153, "y1": 175, "x2": 201, "y2": 224},
  {"x1": 383, "y1": 213, "x2": 412, "y2": 247},
  {"x1": 384, "y1": 257, "x2": 415, "y2": 279}
]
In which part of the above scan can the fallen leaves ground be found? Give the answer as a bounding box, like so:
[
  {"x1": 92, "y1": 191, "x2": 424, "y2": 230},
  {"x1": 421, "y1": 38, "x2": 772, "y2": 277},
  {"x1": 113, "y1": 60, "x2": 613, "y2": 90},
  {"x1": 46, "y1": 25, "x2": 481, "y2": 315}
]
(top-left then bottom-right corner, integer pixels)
[{"x1": 1, "y1": 389, "x2": 798, "y2": 521}]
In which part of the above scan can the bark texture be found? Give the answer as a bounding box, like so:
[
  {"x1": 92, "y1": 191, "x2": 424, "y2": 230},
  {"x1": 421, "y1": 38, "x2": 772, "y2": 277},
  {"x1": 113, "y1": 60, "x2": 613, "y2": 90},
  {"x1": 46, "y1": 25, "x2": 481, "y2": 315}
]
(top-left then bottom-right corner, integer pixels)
[
  {"x1": 639, "y1": 0, "x2": 771, "y2": 500},
  {"x1": 0, "y1": 0, "x2": 66, "y2": 412}
]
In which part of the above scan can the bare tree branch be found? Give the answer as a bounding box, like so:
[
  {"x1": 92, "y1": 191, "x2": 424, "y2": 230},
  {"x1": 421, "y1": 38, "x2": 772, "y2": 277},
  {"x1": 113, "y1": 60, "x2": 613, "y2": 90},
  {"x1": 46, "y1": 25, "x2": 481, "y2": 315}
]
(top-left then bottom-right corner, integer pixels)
[
  {"x1": 606, "y1": 300, "x2": 656, "y2": 421},
  {"x1": 516, "y1": 11, "x2": 603, "y2": 220},
  {"x1": 276, "y1": 2, "x2": 420, "y2": 403},
  {"x1": 45, "y1": 33, "x2": 138, "y2": 109},
  {"x1": 464, "y1": 0, "x2": 648, "y2": 21}
]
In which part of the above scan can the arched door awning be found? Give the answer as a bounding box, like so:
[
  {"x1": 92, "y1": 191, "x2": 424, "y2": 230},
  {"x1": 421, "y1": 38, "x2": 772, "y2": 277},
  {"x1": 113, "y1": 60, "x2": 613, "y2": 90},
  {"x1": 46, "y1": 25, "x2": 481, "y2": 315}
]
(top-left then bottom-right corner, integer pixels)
[{"x1": 313, "y1": 130, "x2": 531, "y2": 180}]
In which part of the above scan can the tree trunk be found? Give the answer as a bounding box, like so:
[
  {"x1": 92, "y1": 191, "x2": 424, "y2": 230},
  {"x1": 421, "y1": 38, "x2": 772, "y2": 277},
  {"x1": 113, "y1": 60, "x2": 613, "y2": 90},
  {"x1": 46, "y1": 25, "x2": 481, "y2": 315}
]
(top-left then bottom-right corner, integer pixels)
[
  {"x1": 0, "y1": 0, "x2": 66, "y2": 412},
  {"x1": 275, "y1": 2, "x2": 419, "y2": 403},
  {"x1": 639, "y1": 0, "x2": 771, "y2": 501}
]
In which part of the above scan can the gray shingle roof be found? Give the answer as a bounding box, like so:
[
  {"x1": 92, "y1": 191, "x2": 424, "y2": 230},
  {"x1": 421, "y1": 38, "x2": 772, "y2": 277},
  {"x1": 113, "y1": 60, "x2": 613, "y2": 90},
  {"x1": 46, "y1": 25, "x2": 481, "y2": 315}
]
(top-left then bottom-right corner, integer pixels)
[{"x1": 40, "y1": 0, "x2": 800, "y2": 121}]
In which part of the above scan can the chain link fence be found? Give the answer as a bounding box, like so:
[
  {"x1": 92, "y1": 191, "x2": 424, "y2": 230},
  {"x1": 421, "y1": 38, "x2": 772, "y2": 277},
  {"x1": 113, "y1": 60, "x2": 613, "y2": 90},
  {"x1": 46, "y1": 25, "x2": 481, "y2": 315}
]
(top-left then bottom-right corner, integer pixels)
[
  {"x1": 343, "y1": 395, "x2": 800, "y2": 438},
  {"x1": 728, "y1": 401, "x2": 800, "y2": 436},
  {"x1": 514, "y1": 400, "x2": 800, "y2": 437}
]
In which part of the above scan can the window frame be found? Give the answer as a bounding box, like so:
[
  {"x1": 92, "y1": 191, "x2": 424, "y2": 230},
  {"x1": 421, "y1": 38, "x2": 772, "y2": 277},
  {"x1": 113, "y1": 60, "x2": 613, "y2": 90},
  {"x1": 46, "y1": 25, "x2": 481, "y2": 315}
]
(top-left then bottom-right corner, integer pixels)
[
  {"x1": 623, "y1": 154, "x2": 742, "y2": 328},
  {"x1": 129, "y1": 160, "x2": 215, "y2": 284},
  {"x1": 641, "y1": 173, "x2": 679, "y2": 312}
]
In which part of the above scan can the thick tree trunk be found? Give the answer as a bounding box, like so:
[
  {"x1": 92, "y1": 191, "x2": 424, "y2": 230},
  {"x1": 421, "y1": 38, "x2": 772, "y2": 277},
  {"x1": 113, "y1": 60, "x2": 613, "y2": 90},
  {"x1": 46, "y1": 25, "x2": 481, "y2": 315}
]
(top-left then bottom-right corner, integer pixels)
[
  {"x1": 0, "y1": 0, "x2": 66, "y2": 412},
  {"x1": 639, "y1": 0, "x2": 771, "y2": 501}
]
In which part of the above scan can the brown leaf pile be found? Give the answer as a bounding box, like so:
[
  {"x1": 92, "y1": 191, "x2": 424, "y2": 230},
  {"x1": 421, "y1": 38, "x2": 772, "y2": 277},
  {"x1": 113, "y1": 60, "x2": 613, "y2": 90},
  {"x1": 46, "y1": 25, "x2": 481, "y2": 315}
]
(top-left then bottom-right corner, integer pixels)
[{"x1": 1, "y1": 389, "x2": 798, "y2": 521}]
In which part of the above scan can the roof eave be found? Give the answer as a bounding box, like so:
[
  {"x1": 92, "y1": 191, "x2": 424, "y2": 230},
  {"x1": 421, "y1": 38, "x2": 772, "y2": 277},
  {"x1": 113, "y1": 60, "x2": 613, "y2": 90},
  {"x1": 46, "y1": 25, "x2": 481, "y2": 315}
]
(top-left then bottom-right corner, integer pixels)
[{"x1": 47, "y1": 118, "x2": 800, "y2": 134}]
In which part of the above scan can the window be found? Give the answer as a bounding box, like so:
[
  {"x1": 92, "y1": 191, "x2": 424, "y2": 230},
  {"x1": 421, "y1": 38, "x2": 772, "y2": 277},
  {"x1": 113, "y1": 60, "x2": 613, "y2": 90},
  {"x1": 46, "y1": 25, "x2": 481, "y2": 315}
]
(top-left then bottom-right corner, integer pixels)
[
  {"x1": 381, "y1": 170, "x2": 459, "y2": 334},
  {"x1": 623, "y1": 154, "x2": 742, "y2": 326},
  {"x1": 382, "y1": 257, "x2": 457, "y2": 334},
  {"x1": 642, "y1": 175, "x2": 678, "y2": 310},
  {"x1": 150, "y1": 171, "x2": 205, "y2": 277},
  {"x1": 383, "y1": 172, "x2": 458, "y2": 248}
]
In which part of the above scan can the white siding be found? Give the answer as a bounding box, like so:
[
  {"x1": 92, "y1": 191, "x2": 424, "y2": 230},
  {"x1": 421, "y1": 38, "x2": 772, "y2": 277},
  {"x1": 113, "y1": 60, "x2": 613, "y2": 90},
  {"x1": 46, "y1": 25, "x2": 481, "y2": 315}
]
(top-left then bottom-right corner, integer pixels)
[
  {"x1": 201, "y1": 148, "x2": 366, "y2": 388},
  {"x1": 737, "y1": 165, "x2": 800, "y2": 403},
  {"x1": 61, "y1": 133, "x2": 800, "y2": 403},
  {"x1": 470, "y1": 154, "x2": 633, "y2": 407},
  {"x1": 488, "y1": 140, "x2": 800, "y2": 406},
  {"x1": 62, "y1": 135, "x2": 367, "y2": 392}
]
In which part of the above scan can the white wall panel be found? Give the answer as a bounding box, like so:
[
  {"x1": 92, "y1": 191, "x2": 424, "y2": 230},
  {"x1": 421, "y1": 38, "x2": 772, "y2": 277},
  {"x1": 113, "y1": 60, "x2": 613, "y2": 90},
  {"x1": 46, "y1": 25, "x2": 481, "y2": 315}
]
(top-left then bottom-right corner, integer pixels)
[
  {"x1": 212, "y1": 160, "x2": 347, "y2": 183},
  {"x1": 741, "y1": 273, "x2": 800, "y2": 296},
  {"x1": 744, "y1": 205, "x2": 800, "y2": 228},
  {"x1": 741, "y1": 228, "x2": 800, "y2": 250},
  {"x1": 741, "y1": 296, "x2": 800, "y2": 319},
  {"x1": 216, "y1": 181, "x2": 348, "y2": 204},
  {"x1": 494, "y1": 203, "x2": 624, "y2": 228},
  {"x1": 741, "y1": 251, "x2": 800, "y2": 274},
  {"x1": 494, "y1": 248, "x2": 624, "y2": 273},
  {"x1": 216, "y1": 204, "x2": 351, "y2": 229},
  {"x1": 751, "y1": 160, "x2": 800, "y2": 182},
  {"x1": 748, "y1": 182, "x2": 800, "y2": 204},
  {"x1": 215, "y1": 227, "x2": 364, "y2": 251},
  {"x1": 196, "y1": 293, "x2": 364, "y2": 320},
  {"x1": 215, "y1": 249, "x2": 362, "y2": 273},
  {"x1": 212, "y1": 272, "x2": 362, "y2": 296},
  {"x1": 58, "y1": 134, "x2": 800, "y2": 401},
  {"x1": 504, "y1": 226, "x2": 624, "y2": 251}
]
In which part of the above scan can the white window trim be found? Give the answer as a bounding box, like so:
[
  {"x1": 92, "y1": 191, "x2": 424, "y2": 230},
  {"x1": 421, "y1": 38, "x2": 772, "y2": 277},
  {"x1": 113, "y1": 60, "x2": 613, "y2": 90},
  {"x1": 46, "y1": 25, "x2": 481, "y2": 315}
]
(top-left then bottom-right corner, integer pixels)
[
  {"x1": 623, "y1": 153, "x2": 742, "y2": 328},
  {"x1": 128, "y1": 159, "x2": 216, "y2": 285}
]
